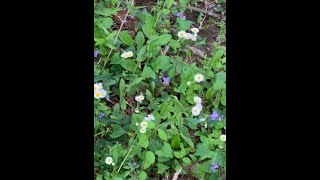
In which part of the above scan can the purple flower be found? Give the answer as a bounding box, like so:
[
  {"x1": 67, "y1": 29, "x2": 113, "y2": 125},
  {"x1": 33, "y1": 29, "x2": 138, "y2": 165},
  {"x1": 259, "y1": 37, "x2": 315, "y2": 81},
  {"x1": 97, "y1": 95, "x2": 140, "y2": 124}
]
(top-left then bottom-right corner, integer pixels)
[
  {"x1": 121, "y1": 19, "x2": 128, "y2": 24},
  {"x1": 162, "y1": 77, "x2": 170, "y2": 86},
  {"x1": 99, "y1": 113, "x2": 105, "y2": 118},
  {"x1": 210, "y1": 163, "x2": 219, "y2": 172},
  {"x1": 210, "y1": 111, "x2": 219, "y2": 121},
  {"x1": 94, "y1": 50, "x2": 99, "y2": 58},
  {"x1": 176, "y1": 11, "x2": 183, "y2": 17}
]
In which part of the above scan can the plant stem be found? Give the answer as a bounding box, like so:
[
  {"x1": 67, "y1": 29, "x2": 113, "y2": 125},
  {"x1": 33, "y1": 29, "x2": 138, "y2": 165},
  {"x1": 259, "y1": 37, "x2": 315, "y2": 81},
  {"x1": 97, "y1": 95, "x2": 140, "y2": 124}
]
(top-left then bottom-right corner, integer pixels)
[{"x1": 117, "y1": 135, "x2": 137, "y2": 172}]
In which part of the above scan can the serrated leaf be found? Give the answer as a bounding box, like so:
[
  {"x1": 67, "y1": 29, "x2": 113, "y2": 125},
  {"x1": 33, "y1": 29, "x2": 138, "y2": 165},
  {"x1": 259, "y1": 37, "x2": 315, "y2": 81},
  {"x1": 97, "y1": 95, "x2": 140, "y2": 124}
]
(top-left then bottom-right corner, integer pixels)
[
  {"x1": 119, "y1": 31, "x2": 133, "y2": 46},
  {"x1": 143, "y1": 151, "x2": 155, "y2": 169},
  {"x1": 158, "y1": 129, "x2": 167, "y2": 141}
]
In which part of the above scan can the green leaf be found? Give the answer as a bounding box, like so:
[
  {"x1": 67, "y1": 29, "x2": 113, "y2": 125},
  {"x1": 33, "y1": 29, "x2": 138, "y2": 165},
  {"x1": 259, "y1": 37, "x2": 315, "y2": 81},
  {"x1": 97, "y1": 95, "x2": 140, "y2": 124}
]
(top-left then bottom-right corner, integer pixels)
[
  {"x1": 96, "y1": 174, "x2": 102, "y2": 180},
  {"x1": 110, "y1": 125, "x2": 126, "y2": 138},
  {"x1": 120, "y1": 60, "x2": 137, "y2": 73},
  {"x1": 127, "y1": 77, "x2": 143, "y2": 92},
  {"x1": 154, "y1": 34, "x2": 172, "y2": 46},
  {"x1": 157, "y1": 163, "x2": 170, "y2": 174},
  {"x1": 100, "y1": 18, "x2": 113, "y2": 29},
  {"x1": 142, "y1": 24, "x2": 154, "y2": 38},
  {"x1": 112, "y1": 144, "x2": 124, "y2": 164},
  {"x1": 180, "y1": 133, "x2": 194, "y2": 148},
  {"x1": 136, "y1": 31, "x2": 145, "y2": 50},
  {"x1": 171, "y1": 135, "x2": 181, "y2": 149},
  {"x1": 139, "y1": 134, "x2": 149, "y2": 148},
  {"x1": 141, "y1": 66, "x2": 156, "y2": 79},
  {"x1": 182, "y1": 157, "x2": 191, "y2": 166},
  {"x1": 139, "y1": 171, "x2": 147, "y2": 180},
  {"x1": 179, "y1": 0, "x2": 188, "y2": 6},
  {"x1": 205, "y1": 86, "x2": 215, "y2": 99},
  {"x1": 119, "y1": 31, "x2": 133, "y2": 46},
  {"x1": 156, "y1": 142, "x2": 173, "y2": 158},
  {"x1": 178, "y1": 19, "x2": 193, "y2": 31},
  {"x1": 154, "y1": 56, "x2": 172, "y2": 72},
  {"x1": 166, "y1": 0, "x2": 174, "y2": 8},
  {"x1": 158, "y1": 129, "x2": 167, "y2": 141},
  {"x1": 137, "y1": 46, "x2": 147, "y2": 62},
  {"x1": 213, "y1": 78, "x2": 226, "y2": 90},
  {"x1": 119, "y1": 79, "x2": 126, "y2": 111},
  {"x1": 143, "y1": 151, "x2": 155, "y2": 169},
  {"x1": 174, "y1": 149, "x2": 187, "y2": 158},
  {"x1": 146, "y1": 89, "x2": 154, "y2": 102}
]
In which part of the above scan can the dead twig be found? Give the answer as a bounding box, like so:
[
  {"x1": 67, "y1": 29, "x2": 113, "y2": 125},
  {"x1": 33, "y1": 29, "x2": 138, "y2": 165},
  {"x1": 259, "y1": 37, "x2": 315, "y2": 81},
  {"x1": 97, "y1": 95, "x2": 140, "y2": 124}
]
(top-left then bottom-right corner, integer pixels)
[{"x1": 187, "y1": 6, "x2": 222, "y2": 18}]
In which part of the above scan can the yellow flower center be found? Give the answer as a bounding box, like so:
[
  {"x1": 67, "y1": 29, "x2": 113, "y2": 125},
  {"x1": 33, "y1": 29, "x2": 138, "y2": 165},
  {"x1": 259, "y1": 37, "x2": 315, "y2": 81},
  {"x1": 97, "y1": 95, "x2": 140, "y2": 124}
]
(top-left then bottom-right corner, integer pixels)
[
  {"x1": 96, "y1": 93, "x2": 101, "y2": 97},
  {"x1": 197, "y1": 76, "x2": 201, "y2": 80},
  {"x1": 94, "y1": 86, "x2": 97, "y2": 91}
]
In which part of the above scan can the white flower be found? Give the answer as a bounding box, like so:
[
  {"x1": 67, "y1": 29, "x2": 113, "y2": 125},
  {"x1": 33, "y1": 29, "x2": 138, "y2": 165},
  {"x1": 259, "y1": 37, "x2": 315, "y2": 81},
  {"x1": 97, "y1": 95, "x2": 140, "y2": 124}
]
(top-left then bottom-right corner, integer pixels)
[
  {"x1": 187, "y1": 81, "x2": 191, "y2": 86},
  {"x1": 112, "y1": 163, "x2": 115, "y2": 166},
  {"x1": 135, "y1": 95, "x2": 145, "y2": 103},
  {"x1": 121, "y1": 52, "x2": 128, "y2": 58},
  {"x1": 177, "y1": 30, "x2": 186, "y2": 38},
  {"x1": 191, "y1": 28, "x2": 199, "y2": 34},
  {"x1": 121, "y1": 51, "x2": 134, "y2": 59},
  {"x1": 126, "y1": 51, "x2": 133, "y2": 58},
  {"x1": 194, "y1": 96, "x2": 202, "y2": 104},
  {"x1": 191, "y1": 34, "x2": 197, "y2": 41},
  {"x1": 145, "y1": 114, "x2": 155, "y2": 121},
  {"x1": 220, "y1": 134, "x2": 226, "y2": 142},
  {"x1": 135, "y1": 109, "x2": 140, "y2": 113},
  {"x1": 94, "y1": 89, "x2": 107, "y2": 99},
  {"x1": 105, "y1": 156, "x2": 113, "y2": 165},
  {"x1": 94, "y1": 83, "x2": 103, "y2": 92},
  {"x1": 194, "y1": 74, "x2": 204, "y2": 83},
  {"x1": 135, "y1": 123, "x2": 139, "y2": 126},
  {"x1": 140, "y1": 121, "x2": 148, "y2": 128},
  {"x1": 140, "y1": 127, "x2": 146, "y2": 133},
  {"x1": 205, "y1": 121, "x2": 208, "y2": 128},
  {"x1": 184, "y1": 33, "x2": 193, "y2": 40},
  {"x1": 192, "y1": 105, "x2": 202, "y2": 116},
  {"x1": 219, "y1": 145, "x2": 223, "y2": 149}
]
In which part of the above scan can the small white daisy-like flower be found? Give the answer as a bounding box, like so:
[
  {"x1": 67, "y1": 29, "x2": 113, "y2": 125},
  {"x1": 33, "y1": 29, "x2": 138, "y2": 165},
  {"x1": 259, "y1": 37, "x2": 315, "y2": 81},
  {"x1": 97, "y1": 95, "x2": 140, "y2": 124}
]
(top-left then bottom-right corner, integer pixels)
[
  {"x1": 191, "y1": 28, "x2": 199, "y2": 34},
  {"x1": 126, "y1": 51, "x2": 133, "y2": 58},
  {"x1": 121, "y1": 52, "x2": 128, "y2": 58},
  {"x1": 94, "y1": 83, "x2": 103, "y2": 92},
  {"x1": 192, "y1": 105, "x2": 202, "y2": 116},
  {"x1": 135, "y1": 123, "x2": 139, "y2": 126},
  {"x1": 187, "y1": 81, "x2": 191, "y2": 86},
  {"x1": 112, "y1": 163, "x2": 115, "y2": 166},
  {"x1": 194, "y1": 96, "x2": 202, "y2": 104},
  {"x1": 219, "y1": 145, "x2": 223, "y2": 149},
  {"x1": 140, "y1": 127, "x2": 147, "y2": 134},
  {"x1": 194, "y1": 74, "x2": 204, "y2": 83},
  {"x1": 220, "y1": 134, "x2": 226, "y2": 142},
  {"x1": 135, "y1": 109, "x2": 140, "y2": 113},
  {"x1": 135, "y1": 95, "x2": 145, "y2": 103},
  {"x1": 94, "y1": 89, "x2": 107, "y2": 99},
  {"x1": 177, "y1": 30, "x2": 186, "y2": 38},
  {"x1": 105, "y1": 156, "x2": 113, "y2": 165},
  {"x1": 140, "y1": 121, "x2": 148, "y2": 128},
  {"x1": 184, "y1": 33, "x2": 193, "y2": 40}
]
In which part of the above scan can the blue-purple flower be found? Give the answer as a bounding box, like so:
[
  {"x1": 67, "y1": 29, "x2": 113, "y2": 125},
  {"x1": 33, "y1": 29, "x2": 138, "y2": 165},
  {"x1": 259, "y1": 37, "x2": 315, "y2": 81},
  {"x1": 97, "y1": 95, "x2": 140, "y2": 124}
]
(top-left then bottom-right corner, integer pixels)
[
  {"x1": 99, "y1": 113, "x2": 106, "y2": 118},
  {"x1": 210, "y1": 111, "x2": 219, "y2": 121},
  {"x1": 162, "y1": 77, "x2": 170, "y2": 86},
  {"x1": 176, "y1": 11, "x2": 186, "y2": 20},
  {"x1": 94, "y1": 50, "x2": 99, "y2": 58},
  {"x1": 210, "y1": 163, "x2": 219, "y2": 172}
]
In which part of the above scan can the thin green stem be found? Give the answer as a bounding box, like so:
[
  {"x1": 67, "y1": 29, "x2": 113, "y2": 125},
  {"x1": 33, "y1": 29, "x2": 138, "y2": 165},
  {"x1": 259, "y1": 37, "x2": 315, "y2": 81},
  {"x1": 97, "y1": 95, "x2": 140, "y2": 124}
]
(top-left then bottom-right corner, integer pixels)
[{"x1": 117, "y1": 135, "x2": 137, "y2": 173}]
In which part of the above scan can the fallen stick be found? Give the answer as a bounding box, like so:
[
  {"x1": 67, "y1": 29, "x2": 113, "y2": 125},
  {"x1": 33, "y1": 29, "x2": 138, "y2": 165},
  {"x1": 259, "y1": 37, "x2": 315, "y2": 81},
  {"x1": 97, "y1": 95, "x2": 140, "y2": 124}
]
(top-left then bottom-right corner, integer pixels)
[{"x1": 187, "y1": 6, "x2": 222, "y2": 18}]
